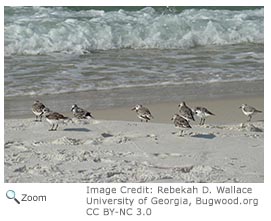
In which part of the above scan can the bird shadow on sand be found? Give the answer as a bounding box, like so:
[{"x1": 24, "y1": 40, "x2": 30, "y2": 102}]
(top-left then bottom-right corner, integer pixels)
[
  {"x1": 63, "y1": 128, "x2": 91, "y2": 132},
  {"x1": 101, "y1": 133, "x2": 114, "y2": 138},
  {"x1": 191, "y1": 133, "x2": 216, "y2": 139}
]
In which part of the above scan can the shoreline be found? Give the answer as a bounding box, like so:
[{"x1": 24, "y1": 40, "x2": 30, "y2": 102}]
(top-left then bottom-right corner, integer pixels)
[
  {"x1": 94, "y1": 95, "x2": 264, "y2": 124},
  {"x1": 5, "y1": 93, "x2": 264, "y2": 124},
  {"x1": 5, "y1": 80, "x2": 264, "y2": 120},
  {"x1": 4, "y1": 7, "x2": 264, "y2": 183}
]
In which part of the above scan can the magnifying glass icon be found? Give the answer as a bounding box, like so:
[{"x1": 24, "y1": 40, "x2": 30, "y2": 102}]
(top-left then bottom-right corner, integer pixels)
[{"x1": 6, "y1": 190, "x2": 20, "y2": 204}]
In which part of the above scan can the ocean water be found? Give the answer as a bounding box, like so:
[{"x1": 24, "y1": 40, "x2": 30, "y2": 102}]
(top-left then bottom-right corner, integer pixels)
[{"x1": 4, "y1": 6, "x2": 264, "y2": 117}]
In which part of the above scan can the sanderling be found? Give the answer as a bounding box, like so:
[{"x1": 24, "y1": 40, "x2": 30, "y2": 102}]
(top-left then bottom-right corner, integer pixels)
[
  {"x1": 131, "y1": 104, "x2": 154, "y2": 122},
  {"x1": 178, "y1": 101, "x2": 195, "y2": 122},
  {"x1": 239, "y1": 104, "x2": 262, "y2": 122},
  {"x1": 171, "y1": 113, "x2": 192, "y2": 136},
  {"x1": 193, "y1": 106, "x2": 215, "y2": 125},
  {"x1": 42, "y1": 107, "x2": 70, "y2": 131},
  {"x1": 71, "y1": 104, "x2": 94, "y2": 119},
  {"x1": 32, "y1": 100, "x2": 46, "y2": 122}
]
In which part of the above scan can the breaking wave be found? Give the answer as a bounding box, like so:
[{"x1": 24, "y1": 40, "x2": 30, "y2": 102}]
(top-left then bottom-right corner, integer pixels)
[{"x1": 5, "y1": 7, "x2": 264, "y2": 55}]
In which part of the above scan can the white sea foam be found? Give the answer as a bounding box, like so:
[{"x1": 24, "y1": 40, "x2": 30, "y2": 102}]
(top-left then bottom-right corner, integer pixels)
[{"x1": 5, "y1": 7, "x2": 263, "y2": 55}]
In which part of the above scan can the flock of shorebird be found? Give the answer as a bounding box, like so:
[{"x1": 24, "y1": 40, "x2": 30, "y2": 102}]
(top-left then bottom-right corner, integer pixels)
[
  {"x1": 32, "y1": 101, "x2": 94, "y2": 131},
  {"x1": 32, "y1": 100, "x2": 262, "y2": 135}
]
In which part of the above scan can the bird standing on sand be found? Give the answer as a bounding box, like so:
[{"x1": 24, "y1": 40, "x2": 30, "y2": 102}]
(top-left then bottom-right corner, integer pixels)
[
  {"x1": 178, "y1": 101, "x2": 195, "y2": 122},
  {"x1": 193, "y1": 106, "x2": 215, "y2": 125},
  {"x1": 131, "y1": 104, "x2": 154, "y2": 122},
  {"x1": 171, "y1": 113, "x2": 192, "y2": 136},
  {"x1": 42, "y1": 108, "x2": 70, "y2": 131},
  {"x1": 71, "y1": 104, "x2": 94, "y2": 119},
  {"x1": 32, "y1": 100, "x2": 46, "y2": 122},
  {"x1": 239, "y1": 104, "x2": 262, "y2": 122}
]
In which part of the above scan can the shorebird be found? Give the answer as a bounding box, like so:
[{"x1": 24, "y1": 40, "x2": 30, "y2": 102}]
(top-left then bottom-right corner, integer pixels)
[
  {"x1": 239, "y1": 104, "x2": 262, "y2": 122},
  {"x1": 131, "y1": 104, "x2": 154, "y2": 122},
  {"x1": 71, "y1": 104, "x2": 94, "y2": 119},
  {"x1": 193, "y1": 106, "x2": 215, "y2": 125},
  {"x1": 178, "y1": 101, "x2": 195, "y2": 122},
  {"x1": 42, "y1": 108, "x2": 70, "y2": 131},
  {"x1": 32, "y1": 100, "x2": 46, "y2": 122},
  {"x1": 171, "y1": 113, "x2": 192, "y2": 136}
]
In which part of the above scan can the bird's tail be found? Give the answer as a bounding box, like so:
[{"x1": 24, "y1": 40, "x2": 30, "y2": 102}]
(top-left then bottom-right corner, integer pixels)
[
  {"x1": 86, "y1": 113, "x2": 94, "y2": 119},
  {"x1": 208, "y1": 111, "x2": 215, "y2": 116}
]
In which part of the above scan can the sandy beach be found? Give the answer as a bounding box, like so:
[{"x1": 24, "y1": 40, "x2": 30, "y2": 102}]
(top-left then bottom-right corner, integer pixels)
[
  {"x1": 4, "y1": 96, "x2": 264, "y2": 183},
  {"x1": 4, "y1": 7, "x2": 264, "y2": 183}
]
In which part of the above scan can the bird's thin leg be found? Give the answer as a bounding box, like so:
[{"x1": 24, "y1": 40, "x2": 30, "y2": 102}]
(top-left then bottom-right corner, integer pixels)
[
  {"x1": 177, "y1": 129, "x2": 184, "y2": 136},
  {"x1": 177, "y1": 130, "x2": 182, "y2": 136},
  {"x1": 49, "y1": 124, "x2": 54, "y2": 131},
  {"x1": 54, "y1": 124, "x2": 58, "y2": 131},
  {"x1": 203, "y1": 118, "x2": 206, "y2": 125}
]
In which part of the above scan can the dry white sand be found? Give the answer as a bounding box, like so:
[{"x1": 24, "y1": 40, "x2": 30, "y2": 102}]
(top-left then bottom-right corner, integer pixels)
[{"x1": 4, "y1": 97, "x2": 264, "y2": 183}]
